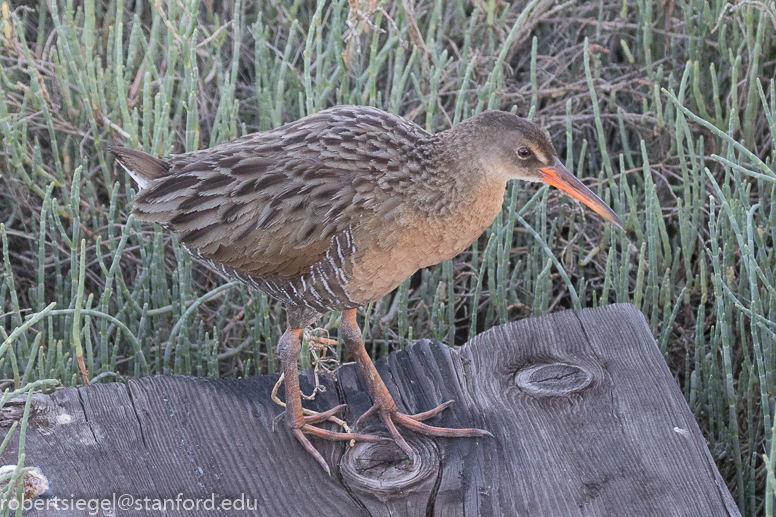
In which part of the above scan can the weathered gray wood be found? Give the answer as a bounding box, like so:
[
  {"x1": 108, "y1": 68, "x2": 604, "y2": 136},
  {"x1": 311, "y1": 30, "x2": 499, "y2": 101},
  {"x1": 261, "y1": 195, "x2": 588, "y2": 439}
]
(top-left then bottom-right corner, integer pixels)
[{"x1": 0, "y1": 304, "x2": 739, "y2": 516}]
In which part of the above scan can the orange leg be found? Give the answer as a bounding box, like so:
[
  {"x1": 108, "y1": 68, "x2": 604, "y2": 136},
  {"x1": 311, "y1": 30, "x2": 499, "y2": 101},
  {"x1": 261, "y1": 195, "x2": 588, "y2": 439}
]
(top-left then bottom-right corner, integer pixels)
[
  {"x1": 338, "y1": 309, "x2": 491, "y2": 456},
  {"x1": 276, "y1": 328, "x2": 386, "y2": 475}
]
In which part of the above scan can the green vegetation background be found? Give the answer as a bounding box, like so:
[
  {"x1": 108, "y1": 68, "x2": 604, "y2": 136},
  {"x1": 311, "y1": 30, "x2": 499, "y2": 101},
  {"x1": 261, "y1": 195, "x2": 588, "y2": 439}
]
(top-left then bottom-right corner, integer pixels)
[{"x1": 0, "y1": 0, "x2": 775, "y2": 513}]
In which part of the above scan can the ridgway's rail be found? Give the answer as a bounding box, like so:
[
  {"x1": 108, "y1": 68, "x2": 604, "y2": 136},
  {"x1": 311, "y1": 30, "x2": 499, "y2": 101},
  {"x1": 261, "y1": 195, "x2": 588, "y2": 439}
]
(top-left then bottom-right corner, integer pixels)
[{"x1": 112, "y1": 105, "x2": 623, "y2": 474}]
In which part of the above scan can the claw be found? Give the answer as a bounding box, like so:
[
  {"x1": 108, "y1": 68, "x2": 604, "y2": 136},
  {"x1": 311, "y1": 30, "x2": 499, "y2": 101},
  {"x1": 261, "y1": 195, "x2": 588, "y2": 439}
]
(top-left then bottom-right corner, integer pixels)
[{"x1": 292, "y1": 428, "x2": 331, "y2": 476}]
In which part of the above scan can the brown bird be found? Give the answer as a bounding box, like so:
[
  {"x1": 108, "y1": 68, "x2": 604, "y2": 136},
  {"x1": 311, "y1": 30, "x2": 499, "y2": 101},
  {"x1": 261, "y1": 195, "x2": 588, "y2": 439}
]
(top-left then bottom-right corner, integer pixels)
[{"x1": 111, "y1": 106, "x2": 623, "y2": 473}]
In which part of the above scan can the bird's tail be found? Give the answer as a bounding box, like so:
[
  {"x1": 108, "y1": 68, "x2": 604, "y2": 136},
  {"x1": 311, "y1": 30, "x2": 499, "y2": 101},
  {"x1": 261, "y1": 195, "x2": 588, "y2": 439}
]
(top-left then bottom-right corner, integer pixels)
[{"x1": 110, "y1": 147, "x2": 171, "y2": 190}]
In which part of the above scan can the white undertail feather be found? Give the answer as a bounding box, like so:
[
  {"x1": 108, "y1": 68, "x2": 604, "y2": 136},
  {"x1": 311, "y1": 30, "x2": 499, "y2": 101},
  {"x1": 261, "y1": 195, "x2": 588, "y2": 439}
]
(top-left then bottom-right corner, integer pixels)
[
  {"x1": 110, "y1": 147, "x2": 171, "y2": 191},
  {"x1": 117, "y1": 161, "x2": 150, "y2": 190}
]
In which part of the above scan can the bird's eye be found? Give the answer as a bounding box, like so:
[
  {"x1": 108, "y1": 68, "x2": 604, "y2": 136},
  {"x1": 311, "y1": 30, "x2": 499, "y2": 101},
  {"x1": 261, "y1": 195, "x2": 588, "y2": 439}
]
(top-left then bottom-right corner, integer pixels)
[{"x1": 517, "y1": 148, "x2": 531, "y2": 159}]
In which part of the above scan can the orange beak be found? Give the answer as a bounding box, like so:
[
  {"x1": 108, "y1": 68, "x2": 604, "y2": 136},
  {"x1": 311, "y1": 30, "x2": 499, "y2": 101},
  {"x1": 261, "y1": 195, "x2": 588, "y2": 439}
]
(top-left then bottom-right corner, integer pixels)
[{"x1": 540, "y1": 157, "x2": 624, "y2": 230}]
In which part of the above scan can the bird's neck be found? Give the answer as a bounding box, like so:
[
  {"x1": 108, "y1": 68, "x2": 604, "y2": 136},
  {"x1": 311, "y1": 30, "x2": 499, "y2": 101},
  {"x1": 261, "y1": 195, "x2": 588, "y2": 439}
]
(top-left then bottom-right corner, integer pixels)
[
  {"x1": 397, "y1": 134, "x2": 507, "y2": 264},
  {"x1": 405, "y1": 132, "x2": 506, "y2": 219}
]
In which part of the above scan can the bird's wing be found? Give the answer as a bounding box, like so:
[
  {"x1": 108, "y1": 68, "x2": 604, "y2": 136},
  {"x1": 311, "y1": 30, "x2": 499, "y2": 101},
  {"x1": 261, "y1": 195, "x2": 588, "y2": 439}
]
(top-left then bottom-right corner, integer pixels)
[{"x1": 130, "y1": 106, "x2": 429, "y2": 279}]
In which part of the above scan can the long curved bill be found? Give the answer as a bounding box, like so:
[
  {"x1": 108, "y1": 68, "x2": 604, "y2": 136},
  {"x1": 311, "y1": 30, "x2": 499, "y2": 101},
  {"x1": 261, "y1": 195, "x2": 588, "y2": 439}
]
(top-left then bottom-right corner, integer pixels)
[{"x1": 540, "y1": 157, "x2": 624, "y2": 230}]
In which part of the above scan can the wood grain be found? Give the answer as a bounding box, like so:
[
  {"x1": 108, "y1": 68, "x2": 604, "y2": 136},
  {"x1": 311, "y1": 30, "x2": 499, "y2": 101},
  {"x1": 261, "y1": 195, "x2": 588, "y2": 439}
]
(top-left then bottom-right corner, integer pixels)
[{"x1": 0, "y1": 304, "x2": 739, "y2": 516}]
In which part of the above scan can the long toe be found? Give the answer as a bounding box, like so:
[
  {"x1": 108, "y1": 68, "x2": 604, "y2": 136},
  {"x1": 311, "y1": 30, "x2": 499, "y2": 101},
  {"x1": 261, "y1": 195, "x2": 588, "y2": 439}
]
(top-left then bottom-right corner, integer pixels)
[
  {"x1": 406, "y1": 400, "x2": 454, "y2": 421},
  {"x1": 379, "y1": 410, "x2": 414, "y2": 457},
  {"x1": 391, "y1": 412, "x2": 493, "y2": 438},
  {"x1": 301, "y1": 425, "x2": 391, "y2": 443},
  {"x1": 301, "y1": 404, "x2": 348, "y2": 425},
  {"x1": 292, "y1": 428, "x2": 331, "y2": 476},
  {"x1": 353, "y1": 403, "x2": 380, "y2": 430}
]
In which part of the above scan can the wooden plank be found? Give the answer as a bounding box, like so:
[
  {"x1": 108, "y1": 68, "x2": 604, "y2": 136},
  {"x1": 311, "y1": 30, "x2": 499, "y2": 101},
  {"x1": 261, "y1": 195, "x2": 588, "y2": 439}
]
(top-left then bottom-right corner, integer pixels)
[
  {"x1": 2, "y1": 372, "x2": 366, "y2": 516},
  {"x1": 0, "y1": 304, "x2": 739, "y2": 516},
  {"x1": 444, "y1": 303, "x2": 740, "y2": 516}
]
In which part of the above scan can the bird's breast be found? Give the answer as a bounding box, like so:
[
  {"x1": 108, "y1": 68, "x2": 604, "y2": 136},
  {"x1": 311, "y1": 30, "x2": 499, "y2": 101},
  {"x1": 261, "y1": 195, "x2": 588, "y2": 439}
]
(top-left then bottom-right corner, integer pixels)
[{"x1": 345, "y1": 178, "x2": 506, "y2": 304}]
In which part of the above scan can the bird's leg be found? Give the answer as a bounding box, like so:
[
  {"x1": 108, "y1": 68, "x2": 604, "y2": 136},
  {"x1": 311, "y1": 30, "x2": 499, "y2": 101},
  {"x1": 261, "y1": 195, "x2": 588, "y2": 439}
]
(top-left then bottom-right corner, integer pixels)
[
  {"x1": 338, "y1": 309, "x2": 491, "y2": 456},
  {"x1": 276, "y1": 327, "x2": 386, "y2": 474}
]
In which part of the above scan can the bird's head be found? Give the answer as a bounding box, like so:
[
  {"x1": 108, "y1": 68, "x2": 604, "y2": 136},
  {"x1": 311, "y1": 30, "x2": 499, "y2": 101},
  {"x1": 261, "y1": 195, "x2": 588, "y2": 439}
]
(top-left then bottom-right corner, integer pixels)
[{"x1": 459, "y1": 111, "x2": 624, "y2": 230}]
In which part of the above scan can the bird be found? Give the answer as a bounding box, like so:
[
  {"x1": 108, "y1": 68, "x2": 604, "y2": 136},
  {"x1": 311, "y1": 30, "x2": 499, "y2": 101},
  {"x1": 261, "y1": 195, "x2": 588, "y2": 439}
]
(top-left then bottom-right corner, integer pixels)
[{"x1": 111, "y1": 105, "x2": 623, "y2": 474}]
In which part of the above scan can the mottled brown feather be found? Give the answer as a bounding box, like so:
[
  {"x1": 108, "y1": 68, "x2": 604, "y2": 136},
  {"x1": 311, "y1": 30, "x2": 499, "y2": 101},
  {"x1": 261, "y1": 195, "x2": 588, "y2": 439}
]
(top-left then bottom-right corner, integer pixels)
[{"x1": 125, "y1": 107, "x2": 434, "y2": 282}]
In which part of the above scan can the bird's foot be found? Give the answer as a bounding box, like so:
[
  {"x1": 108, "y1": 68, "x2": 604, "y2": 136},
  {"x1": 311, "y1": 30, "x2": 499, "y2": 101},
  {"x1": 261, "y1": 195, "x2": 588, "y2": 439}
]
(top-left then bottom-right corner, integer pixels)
[
  {"x1": 272, "y1": 372, "x2": 389, "y2": 475},
  {"x1": 355, "y1": 399, "x2": 493, "y2": 457},
  {"x1": 287, "y1": 407, "x2": 390, "y2": 476},
  {"x1": 337, "y1": 308, "x2": 491, "y2": 457}
]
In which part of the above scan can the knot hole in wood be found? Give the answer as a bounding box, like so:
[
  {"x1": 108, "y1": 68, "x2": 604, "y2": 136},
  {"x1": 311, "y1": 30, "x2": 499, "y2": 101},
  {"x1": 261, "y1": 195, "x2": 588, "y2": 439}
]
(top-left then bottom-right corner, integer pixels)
[
  {"x1": 514, "y1": 363, "x2": 594, "y2": 396},
  {"x1": 339, "y1": 433, "x2": 439, "y2": 500}
]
